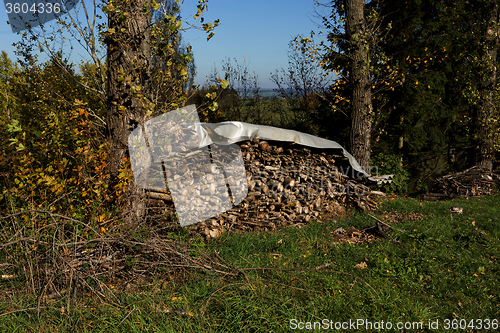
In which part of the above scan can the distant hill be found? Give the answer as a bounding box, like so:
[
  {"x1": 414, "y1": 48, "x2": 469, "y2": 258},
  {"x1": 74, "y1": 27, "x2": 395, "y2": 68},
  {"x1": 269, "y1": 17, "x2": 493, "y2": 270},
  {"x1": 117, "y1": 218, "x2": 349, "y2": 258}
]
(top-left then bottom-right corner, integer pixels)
[{"x1": 237, "y1": 88, "x2": 281, "y2": 99}]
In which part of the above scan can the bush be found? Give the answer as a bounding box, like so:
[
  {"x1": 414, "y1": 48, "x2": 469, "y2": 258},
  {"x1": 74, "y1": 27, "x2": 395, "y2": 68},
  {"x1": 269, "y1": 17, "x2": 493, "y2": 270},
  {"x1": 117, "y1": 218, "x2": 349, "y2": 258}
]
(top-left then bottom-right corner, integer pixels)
[{"x1": 370, "y1": 152, "x2": 410, "y2": 194}]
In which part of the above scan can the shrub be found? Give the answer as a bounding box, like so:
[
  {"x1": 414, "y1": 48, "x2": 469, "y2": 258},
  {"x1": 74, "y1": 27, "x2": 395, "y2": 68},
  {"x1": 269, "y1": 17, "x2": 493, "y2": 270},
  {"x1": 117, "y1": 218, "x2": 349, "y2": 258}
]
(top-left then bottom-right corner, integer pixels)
[{"x1": 370, "y1": 152, "x2": 410, "y2": 194}]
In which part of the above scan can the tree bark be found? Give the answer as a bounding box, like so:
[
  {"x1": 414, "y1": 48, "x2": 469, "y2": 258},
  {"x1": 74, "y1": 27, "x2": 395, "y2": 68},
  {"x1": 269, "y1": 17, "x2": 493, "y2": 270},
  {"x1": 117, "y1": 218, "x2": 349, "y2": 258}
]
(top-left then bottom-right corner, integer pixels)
[
  {"x1": 473, "y1": 1, "x2": 499, "y2": 172},
  {"x1": 106, "y1": 0, "x2": 153, "y2": 225},
  {"x1": 345, "y1": 0, "x2": 373, "y2": 174}
]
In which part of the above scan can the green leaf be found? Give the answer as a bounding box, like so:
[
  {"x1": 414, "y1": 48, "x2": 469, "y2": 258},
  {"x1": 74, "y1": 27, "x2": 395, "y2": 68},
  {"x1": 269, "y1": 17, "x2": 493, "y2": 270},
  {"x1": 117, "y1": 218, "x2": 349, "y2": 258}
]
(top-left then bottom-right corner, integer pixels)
[
  {"x1": 209, "y1": 102, "x2": 218, "y2": 111},
  {"x1": 116, "y1": 73, "x2": 125, "y2": 83},
  {"x1": 152, "y1": 0, "x2": 161, "y2": 11},
  {"x1": 7, "y1": 119, "x2": 22, "y2": 133}
]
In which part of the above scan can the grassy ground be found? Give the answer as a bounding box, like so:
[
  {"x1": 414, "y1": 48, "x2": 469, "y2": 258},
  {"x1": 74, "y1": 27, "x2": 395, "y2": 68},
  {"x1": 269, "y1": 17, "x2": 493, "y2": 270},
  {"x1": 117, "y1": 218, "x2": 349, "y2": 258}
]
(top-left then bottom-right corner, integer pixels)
[{"x1": 1, "y1": 195, "x2": 499, "y2": 332}]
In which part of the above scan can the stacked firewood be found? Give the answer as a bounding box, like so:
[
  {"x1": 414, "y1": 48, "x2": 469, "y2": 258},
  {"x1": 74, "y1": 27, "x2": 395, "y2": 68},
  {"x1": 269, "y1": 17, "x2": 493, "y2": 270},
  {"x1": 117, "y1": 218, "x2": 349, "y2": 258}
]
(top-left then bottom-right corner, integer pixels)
[
  {"x1": 424, "y1": 166, "x2": 500, "y2": 201},
  {"x1": 146, "y1": 139, "x2": 381, "y2": 238}
]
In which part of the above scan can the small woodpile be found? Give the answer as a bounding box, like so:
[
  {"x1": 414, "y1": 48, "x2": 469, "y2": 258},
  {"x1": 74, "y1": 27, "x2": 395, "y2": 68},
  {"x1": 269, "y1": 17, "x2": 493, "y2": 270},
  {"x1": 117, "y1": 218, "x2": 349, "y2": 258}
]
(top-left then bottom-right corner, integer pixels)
[
  {"x1": 424, "y1": 166, "x2": 500, "y2": 201},
  {"x1": 146, "y1": 139, "x2": 381, "y2": 238}
]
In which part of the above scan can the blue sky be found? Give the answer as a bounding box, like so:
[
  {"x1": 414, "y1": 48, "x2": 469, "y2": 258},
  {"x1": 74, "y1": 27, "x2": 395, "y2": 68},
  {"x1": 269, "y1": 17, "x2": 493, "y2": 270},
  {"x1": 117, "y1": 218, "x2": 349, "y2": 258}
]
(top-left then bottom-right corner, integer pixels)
[
  {"x1": 0, "y1": 0, "x2": 326, "y2": 89},
  {"x1": 181, "y1": 0, "x2": 325, "y2": 88}
]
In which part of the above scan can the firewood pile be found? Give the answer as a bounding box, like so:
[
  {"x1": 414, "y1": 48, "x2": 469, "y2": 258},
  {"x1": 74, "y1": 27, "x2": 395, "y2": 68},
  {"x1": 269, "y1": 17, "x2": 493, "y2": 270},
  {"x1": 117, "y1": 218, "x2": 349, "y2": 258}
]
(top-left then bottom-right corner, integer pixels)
[
  {"x1": 146, "y1": 138, "x2": 381, "y2": 238},
  {"x1": 424, "y1": 166, "x2": 500, "y2": 201}
]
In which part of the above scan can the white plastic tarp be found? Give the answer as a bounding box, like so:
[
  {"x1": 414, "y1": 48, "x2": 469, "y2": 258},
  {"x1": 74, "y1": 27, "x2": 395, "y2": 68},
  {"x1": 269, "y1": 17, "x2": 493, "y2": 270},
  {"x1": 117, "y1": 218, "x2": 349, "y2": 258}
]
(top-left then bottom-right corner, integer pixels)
[{"x1": 195, "y1": 121, "x2": 370, "y2": 178}]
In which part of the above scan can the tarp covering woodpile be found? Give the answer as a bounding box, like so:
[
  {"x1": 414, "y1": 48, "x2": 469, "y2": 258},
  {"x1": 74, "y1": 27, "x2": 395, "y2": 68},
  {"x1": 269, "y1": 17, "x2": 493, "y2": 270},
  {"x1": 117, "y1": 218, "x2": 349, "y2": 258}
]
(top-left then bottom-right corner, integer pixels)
[{"x1": 133, "y1": 113, "x2": 387, "y2": 237}]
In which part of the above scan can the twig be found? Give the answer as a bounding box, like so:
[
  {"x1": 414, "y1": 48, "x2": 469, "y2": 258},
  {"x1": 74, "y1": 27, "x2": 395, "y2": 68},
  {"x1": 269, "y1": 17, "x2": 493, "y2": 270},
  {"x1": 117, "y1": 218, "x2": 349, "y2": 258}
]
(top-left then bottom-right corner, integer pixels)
[
  {"x1": 259, "y1": 278, "x2": 312, "y2": 294},
  {"x1": 367, "y1": 214, "x2": 407, "y2": 233},
  {"x1": 47, "y1": 190, "x2": 77, "y2": 208},
  {"x1": 214, "y1": 251, "x2": 250, "y2": 282},
  {"x1": 41, "y1": 289, "x2": 68, "y2": 302},
  {"x1": 202, "y1": 283, "x2": 245, "y2": 316},
  {"x1": 156, "y1": 307, "x2": 198, "y2": 317},
  {"x1": 118, "y1": 306, "x2": 136, "y2": 326},
  {"x1": 0, "y1": 237, "x2": 47, "y2": 250},
  {"x1": 240, "y1": 266, "x2": 379, "y2": 298},
  {"x1": 290, "y1": 275, "x2": 314, "y2": 298},
  {"x1": 0, "y1": 209, "x2": 101, "y2": 236},
  {"x1": 0, "y1": 306, "x2": 58, "y2": 317}
]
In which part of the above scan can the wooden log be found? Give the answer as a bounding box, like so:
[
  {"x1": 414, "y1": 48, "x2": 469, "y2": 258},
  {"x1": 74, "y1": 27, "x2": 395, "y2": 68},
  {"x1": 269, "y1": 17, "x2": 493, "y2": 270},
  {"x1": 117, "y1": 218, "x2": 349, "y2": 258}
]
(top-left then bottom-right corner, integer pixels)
[
  {"x1": 146, "y1": 191, "x2": 173, "y2": 202},
  {"x1": 259, "y1": 141, "x2": 270, "y2": 151}
]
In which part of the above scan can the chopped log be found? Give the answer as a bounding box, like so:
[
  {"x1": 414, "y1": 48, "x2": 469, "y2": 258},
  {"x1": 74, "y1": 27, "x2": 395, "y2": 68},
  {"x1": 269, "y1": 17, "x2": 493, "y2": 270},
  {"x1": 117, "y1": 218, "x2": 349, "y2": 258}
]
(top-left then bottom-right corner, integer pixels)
[
  {"x1": 146, "y1": 191, "x2": 173, "y2": 202},
  {"x1": 259, "y1": 141, "x2": 270, "y2": 151}
]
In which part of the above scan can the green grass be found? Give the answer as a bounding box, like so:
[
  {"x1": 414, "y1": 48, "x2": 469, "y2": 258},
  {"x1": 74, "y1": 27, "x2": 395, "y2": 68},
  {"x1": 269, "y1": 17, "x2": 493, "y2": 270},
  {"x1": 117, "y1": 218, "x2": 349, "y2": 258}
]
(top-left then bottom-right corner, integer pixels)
[{"x1": 1, "y1": 195, "x2": 499, "y2": 332}]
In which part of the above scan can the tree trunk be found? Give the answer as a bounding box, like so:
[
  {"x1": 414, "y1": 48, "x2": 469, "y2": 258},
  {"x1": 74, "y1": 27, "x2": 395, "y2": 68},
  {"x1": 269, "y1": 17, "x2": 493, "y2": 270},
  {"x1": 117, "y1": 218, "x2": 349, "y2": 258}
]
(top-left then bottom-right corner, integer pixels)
[
  {"x1": 473, "y1": 1, "x2": 499, "y2": 172},
  {"x1": 106, "y1": 0, "x2": 153, "y2": 226},
  {"x1": 345, "y1": 0, "x2": 373, "y2": 175}
]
